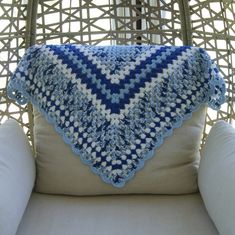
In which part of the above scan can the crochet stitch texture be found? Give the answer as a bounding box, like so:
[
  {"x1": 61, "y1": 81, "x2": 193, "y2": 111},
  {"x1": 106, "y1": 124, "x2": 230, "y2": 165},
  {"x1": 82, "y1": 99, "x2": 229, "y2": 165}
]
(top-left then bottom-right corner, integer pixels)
[{"x1": 8, "y1": 44, "x2": 226, "y2": 187}]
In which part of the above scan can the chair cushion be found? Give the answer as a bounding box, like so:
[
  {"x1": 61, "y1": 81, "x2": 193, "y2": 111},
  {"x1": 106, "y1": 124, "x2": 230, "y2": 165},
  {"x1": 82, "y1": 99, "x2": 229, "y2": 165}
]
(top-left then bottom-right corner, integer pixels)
[
  {"x1": 0, "y1": 120, "x2": 35, "y2": 235},
  {"x1": 34, "y1": 106, "x2": 206, "y2": 195},
  {"x1": 199, "y1": 121, "x2": 235, "y2": 234},
  {"x1": 16, "y1": 192, "x2": 218, "y2": 235}
]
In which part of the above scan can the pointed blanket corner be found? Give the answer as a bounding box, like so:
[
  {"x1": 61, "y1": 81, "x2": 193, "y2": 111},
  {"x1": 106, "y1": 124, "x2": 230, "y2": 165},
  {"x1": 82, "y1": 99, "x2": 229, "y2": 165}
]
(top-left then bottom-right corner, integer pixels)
[{"x1": 7, "y1": 44, "x2": 226, "y2": 187}]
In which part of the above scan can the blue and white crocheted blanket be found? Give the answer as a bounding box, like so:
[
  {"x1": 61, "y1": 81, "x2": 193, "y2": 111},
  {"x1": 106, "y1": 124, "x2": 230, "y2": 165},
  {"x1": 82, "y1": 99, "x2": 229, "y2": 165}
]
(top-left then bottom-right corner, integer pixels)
[{"x1": 8, "y1": 44, "x2": 226, "y2": 187}]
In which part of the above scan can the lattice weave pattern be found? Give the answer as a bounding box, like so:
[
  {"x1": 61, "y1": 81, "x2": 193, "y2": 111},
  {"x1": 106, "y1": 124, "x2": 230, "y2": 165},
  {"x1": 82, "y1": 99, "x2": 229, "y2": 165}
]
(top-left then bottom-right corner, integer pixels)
[
  {"x1": 0, "y1": 0, "x2": 234, "y2": 145},
  {"x1": 0, "y1": 0, "x2": 32, "y2": 140},
  {"x1": 190, "y1": 1, "x2": 235, "y2": 140}
]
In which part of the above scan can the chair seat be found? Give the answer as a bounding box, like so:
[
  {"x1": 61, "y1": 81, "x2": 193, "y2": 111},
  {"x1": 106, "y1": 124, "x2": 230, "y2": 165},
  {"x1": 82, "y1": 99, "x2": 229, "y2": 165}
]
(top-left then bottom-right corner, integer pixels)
[{"x1": 16, "y1": 192, "x2": 218, "y2": 235}]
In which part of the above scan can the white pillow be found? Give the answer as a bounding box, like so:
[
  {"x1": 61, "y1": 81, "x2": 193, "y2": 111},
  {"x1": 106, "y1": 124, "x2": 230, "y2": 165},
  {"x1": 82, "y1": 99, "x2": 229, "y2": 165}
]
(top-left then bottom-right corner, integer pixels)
[
  {"x1": 0, "y1": 120, "x2": 35, "y2": 235},
  {"x1": 34, "y1": 106, "x2": 206, "y2": 195},
  {"x1": 199, "y1": 121, "x2": 235, "y2": 235}
]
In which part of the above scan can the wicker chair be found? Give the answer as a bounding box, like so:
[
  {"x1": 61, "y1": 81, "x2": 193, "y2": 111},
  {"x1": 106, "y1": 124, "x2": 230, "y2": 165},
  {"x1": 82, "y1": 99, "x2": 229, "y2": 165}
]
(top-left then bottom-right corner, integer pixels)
[{"x1": 0, "y1": 1, "x2": 235, "y2": 235}]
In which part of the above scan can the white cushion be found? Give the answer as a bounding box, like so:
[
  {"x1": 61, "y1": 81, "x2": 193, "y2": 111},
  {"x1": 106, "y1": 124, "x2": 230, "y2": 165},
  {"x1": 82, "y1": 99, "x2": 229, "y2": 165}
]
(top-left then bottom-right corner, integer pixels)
[
  {"x1": 16, "y1": 193, "x2": 218, "y2": 235},
  {"x1": 199, "y1": 121, "x2": 235, "y2": 234},
  {"x1": 34, "y1": 106, "x2": 206, "y2": 195},
  {"x1": 0, "y1": 120, "x2": 35, "y2": 235}
]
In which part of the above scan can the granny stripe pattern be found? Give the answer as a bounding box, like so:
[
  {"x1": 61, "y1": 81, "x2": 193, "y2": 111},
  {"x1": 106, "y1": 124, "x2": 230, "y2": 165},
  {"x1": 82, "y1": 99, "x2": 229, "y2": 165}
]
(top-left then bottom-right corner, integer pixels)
[{"x1": 8, "y1": 44, "x2": 226, "y2": 187}]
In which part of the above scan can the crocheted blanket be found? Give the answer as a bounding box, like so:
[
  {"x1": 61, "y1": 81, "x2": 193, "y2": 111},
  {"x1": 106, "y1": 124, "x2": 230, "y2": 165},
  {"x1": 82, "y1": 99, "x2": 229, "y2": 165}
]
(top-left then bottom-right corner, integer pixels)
[{"x1": 8, "y1": 44, "x2": 226, "y2": 187}]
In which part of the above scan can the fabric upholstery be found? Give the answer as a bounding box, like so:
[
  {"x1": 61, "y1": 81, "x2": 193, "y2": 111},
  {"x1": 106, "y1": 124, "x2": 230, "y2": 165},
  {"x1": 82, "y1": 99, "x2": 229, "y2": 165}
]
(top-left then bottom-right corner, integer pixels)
[
  {"x1": 34, "y1": 106, "x2": 206, "y2": 195},
  {"x1": 0, "y1": 119, "x2": 35, "y2": 235},
  {"x1": 16, "y1": 192, "x2": 218, "y2": 235},
  {"x1": 199, "y1": 121, "x2": 235, "y2": 235}
]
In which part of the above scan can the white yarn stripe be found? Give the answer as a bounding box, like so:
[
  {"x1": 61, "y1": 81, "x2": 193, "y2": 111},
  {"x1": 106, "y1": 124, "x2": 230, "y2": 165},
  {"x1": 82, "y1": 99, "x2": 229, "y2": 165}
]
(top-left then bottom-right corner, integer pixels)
[
  {"x1": 41, "y1": 46, "x2": 112, "y2": 120},
  {"x1": 119, "y1": 47, "x2": 198, "y2": 119},
  {"x1": 41, "y1": 46, "x2": 198, "y2": 124},
  {"x1": 78, "y1": 45, "x2": 161, "y2": 84}
]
